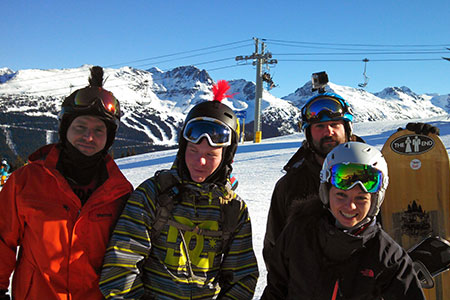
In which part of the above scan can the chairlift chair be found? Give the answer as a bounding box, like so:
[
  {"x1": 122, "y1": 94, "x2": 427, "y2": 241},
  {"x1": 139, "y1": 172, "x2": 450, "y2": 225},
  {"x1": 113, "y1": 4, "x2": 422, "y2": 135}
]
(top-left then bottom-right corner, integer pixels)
[{"x1": 358, "y1": 58, "x2": 370, "y2": 88}]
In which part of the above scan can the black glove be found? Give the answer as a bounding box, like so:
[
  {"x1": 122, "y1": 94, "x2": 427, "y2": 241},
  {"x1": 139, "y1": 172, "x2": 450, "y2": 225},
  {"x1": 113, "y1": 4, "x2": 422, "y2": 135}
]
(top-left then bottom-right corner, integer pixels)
[
  {"x1": 401, "y1": 122, "x2": 440, "y2": 135},
  {"x1": 0, "y1": 290, "x2": 10, "y2": 300}
]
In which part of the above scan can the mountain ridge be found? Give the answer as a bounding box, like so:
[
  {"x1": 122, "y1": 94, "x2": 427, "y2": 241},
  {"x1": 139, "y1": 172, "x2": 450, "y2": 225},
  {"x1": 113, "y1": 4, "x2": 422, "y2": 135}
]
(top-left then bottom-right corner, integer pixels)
[{"x1": 0, "y1": 65, "x2": 449, "y2": 163}]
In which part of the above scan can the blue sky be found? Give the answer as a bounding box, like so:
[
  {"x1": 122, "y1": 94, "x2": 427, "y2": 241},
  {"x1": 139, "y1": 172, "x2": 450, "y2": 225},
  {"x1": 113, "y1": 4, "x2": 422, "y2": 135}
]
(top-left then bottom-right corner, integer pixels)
[{"x1": 2, "y1": 0, "x2": 449, "y2": 98}]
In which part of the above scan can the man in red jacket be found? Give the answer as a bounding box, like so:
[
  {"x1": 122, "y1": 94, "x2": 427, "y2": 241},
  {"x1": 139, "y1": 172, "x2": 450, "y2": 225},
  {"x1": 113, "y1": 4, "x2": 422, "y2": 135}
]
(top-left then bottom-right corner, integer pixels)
[{"x1": 0, "y1": 66, "x2": 133, "y2": 300}]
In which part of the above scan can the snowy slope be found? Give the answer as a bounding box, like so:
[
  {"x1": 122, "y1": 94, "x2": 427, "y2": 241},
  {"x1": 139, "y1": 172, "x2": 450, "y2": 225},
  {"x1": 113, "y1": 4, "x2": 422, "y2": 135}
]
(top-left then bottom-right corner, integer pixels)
[
  {"x1": 115, "y1": 115, "x2": 450, "y2": 299},
  {"x1": 4, "y1": 115, "x2": 450, "y2": 297}
]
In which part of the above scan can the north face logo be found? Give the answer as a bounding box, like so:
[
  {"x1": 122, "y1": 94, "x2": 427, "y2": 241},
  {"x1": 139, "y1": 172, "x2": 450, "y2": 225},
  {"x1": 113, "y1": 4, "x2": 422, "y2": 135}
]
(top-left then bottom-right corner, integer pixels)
[{"x1": 360, "y1": 269, "x2": 375, "y2": 278}]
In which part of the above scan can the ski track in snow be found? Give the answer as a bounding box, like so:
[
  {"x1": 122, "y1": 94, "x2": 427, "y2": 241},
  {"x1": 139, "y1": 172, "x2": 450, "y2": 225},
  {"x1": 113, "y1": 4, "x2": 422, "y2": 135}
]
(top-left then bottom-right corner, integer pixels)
[
  {"x1": 1, "y1": 126, "x2": 18, "y2": 156},
  {"x1": 45, "y1": 130, "x2": 55, "y2": 145},
  {"x1": 121, "y1": 112, "x2": 179, "y2": 146}
]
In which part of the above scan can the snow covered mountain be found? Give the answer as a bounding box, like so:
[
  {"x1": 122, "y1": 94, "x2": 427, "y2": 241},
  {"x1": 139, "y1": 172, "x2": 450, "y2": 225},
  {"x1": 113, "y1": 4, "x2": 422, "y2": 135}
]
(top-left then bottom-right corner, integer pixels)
[
  {"x1": 284, "y1": 82, "x2": 448, "y2": 122},
  {"x1": 0, "y1": 65, "x2": 449, "y2": 163}
]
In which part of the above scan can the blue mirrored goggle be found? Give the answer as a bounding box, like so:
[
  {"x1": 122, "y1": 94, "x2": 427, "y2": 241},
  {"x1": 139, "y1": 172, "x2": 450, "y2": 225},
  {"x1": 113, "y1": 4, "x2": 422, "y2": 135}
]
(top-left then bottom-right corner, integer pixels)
[
  {"x1": 183, "y1": 117, "x2": 232, "y2": 147},
  {"x1": 302, "y1": 97, "x2": 350, "y2": 124},
  {"x1": 329, "y1": 163, "x2": 383, "y2": 193}
]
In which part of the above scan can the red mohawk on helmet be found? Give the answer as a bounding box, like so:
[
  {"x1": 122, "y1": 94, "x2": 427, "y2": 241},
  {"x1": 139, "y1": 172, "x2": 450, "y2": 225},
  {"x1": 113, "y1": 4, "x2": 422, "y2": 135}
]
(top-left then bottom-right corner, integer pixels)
[{"x1": 212, "y1": 80, "x2": 234, "y2": 102}]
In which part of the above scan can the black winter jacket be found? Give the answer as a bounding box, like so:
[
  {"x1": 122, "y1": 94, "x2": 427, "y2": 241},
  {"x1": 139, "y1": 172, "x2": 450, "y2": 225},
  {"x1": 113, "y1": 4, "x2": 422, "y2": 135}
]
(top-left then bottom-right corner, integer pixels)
[
  {"x1": 263, "y1": 136, "x2": 363, "y2": 267},
  {"x1": 261, "y1": 199, "x2": 425, "y2": 300}
]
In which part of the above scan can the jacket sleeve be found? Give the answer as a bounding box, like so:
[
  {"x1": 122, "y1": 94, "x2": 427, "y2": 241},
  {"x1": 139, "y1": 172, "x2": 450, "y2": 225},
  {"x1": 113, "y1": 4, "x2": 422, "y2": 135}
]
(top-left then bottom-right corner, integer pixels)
[
  {"x1": 263, "y1": 178, "x2": 287, "y2": 270},
  {"x1": 99, "y1": 178, "x2": 157, "y2": 299},
  {"x1": 218, "y1": 201, "x2": 259, "y2": 300},
  {"x1": 0, "y1": 172, "x2": 23, "y2": 290},
  {"x1": 377, "y1": 233, "x2": 425, "y2": 300},
  {"x1": 261, "y1": 221, "x2": 291, "y2": 300}
]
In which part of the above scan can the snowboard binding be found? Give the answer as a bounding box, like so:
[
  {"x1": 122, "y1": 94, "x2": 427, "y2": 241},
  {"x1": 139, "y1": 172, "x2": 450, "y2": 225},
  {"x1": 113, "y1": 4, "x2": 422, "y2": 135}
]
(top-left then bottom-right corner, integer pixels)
[{"x1": 408, "y1": 236, "x2": 450, "y2": 289}]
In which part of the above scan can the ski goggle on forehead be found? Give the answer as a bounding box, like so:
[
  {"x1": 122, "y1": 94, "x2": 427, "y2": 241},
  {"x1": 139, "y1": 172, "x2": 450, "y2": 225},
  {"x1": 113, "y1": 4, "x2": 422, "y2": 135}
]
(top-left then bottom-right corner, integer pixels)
[
  {"x1": 328, "y1": 163, "x2": 383, "y2": 193},
  {"x1": 183, "y1": 117, "x2": 232, "y2": 147},
  {"x1": 302, "y1": 97, "x2": 350, "y2": 123},
  {"x1": 73, "y1": 87, "x2": 120, "y2": 118}
]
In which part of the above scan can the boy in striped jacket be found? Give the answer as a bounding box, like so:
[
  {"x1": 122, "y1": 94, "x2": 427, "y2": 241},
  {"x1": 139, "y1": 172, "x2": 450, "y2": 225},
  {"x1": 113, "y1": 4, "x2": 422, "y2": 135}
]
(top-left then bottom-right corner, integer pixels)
[{"x1": 99, "y1": 81, "x2": 258, "y2": 299}]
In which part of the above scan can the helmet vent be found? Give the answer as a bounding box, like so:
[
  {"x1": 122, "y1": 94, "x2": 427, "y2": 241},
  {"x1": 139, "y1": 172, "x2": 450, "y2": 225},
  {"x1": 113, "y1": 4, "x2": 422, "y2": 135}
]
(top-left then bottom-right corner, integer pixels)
[{"x1": 224, "y1": 112, "x2": 233, "y2": 120}]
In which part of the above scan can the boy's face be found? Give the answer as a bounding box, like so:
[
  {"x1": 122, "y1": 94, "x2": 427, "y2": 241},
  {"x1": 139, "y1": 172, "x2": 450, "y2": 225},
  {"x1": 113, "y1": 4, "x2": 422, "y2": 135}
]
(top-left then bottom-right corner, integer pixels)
[{"x1": 184, "y1": 138, "x2": 223, "y2": 183}]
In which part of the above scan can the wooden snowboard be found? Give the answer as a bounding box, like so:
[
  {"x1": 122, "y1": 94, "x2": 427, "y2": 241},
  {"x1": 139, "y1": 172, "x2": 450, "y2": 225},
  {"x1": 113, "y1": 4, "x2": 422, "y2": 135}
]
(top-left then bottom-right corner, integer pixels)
[{"x1": 381, "y1": 129, "x2": 450, "y2": 300}]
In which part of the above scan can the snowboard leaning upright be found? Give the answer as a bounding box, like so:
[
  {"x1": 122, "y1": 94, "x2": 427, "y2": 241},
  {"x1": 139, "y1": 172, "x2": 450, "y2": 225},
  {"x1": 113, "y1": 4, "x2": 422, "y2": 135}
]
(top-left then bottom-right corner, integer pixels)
[{"x1": 380, "y1": 129, "x2": 450, "y2": 300}]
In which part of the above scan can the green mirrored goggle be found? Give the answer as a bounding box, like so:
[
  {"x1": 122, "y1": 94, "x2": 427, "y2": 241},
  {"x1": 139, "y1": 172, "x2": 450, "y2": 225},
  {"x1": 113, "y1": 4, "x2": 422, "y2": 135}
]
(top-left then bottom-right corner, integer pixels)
[{"x1": 330, "y1": 163, "x2": 382, "y2": 193}]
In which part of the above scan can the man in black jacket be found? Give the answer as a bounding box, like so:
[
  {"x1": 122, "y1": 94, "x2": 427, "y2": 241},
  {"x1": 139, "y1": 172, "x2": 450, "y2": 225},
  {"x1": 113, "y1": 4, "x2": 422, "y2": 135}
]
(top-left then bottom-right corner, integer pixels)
[{"x1": 263, "y1": 92, "x2": 360, "y2": 267}]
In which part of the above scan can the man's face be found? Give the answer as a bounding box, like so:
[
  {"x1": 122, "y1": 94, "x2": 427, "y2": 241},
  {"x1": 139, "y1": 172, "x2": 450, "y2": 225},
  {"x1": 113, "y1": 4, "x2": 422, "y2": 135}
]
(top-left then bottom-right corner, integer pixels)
[
  {"x1": 184, "y1": 138, "x2": 223, "y2": 183},
  {"x1": 66, "y1": 115, "x2": 107, "y2": 156},
  {"x1": 310, "y1": 120, "x2": 347, "y2": 156}
]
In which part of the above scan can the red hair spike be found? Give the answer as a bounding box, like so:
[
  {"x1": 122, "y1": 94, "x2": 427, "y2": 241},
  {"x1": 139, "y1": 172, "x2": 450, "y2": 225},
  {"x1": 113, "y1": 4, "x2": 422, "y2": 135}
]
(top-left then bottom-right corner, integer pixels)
[{"x1": 212, "y1": 80, "x2": 233, "y2": 102}]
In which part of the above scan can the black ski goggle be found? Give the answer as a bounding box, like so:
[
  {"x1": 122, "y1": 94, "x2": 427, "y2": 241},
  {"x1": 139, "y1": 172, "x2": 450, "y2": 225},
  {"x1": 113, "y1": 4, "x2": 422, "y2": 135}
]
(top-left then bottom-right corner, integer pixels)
[{"x1": 72, "y1": 87, "x2": 120, "y2": 119}]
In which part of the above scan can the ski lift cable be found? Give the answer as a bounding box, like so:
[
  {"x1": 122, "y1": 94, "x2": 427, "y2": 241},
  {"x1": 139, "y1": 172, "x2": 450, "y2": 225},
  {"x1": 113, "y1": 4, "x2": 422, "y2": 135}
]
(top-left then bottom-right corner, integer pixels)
[
  {"x1": 6, "y1": 41, "x2": 254, "y2": 85},
  {"x1": 274, "y1": 50, "x2": 449, "y2": 56},
  {"x1": 105, "y1": 39, "x2": 253, "y2": 67},
  {"x1": 11, "y1": 43, "x2": 254, "y2": 85},
  {"x1": 264, "y1": 41, "x2": 446, "y2": 52},
  {"x1": 262, "y1": 38, "x2": 450, "y2": 48},
  {"x1": 131, "y1": 44, "x2": 253, "y2": 69},
  {"x1": 277, "y1": 58, "x2": 443, "y2": 62}
]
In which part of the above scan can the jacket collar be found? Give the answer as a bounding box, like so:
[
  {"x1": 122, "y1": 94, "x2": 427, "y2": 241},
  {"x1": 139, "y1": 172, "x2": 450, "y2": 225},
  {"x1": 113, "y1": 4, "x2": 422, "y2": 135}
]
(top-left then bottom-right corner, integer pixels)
[{"x1": 318, "y1": 213, "x2": 379, "y2": 262}]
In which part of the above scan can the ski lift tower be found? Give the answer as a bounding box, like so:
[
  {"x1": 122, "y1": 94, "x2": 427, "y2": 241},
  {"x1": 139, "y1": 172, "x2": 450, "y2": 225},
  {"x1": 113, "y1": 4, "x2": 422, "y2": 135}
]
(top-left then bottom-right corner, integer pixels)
[{"x1": 235, "y1": 38, "x2": 277, "y2": 143}]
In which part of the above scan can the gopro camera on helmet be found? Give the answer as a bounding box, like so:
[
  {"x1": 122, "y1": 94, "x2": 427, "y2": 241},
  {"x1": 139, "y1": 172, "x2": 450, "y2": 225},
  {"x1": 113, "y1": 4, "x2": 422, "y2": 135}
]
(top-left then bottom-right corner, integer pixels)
[{"x1": 311, "y1": 71, "x2": 329, "y2": 93}]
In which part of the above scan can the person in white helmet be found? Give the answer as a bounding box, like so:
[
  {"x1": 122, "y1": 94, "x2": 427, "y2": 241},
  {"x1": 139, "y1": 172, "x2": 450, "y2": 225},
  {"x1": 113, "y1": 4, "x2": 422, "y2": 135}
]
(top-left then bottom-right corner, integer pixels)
[{"x1": 262, "y1": 142, "x2": 424, "y2": 299}]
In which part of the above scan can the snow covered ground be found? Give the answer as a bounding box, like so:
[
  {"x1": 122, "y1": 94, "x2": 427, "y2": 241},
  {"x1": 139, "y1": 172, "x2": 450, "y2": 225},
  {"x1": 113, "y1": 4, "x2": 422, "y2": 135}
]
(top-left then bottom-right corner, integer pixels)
[
  {"x1": 115, "y1": 115, "x2": 450, "y2": 298},
  {"x1": 5, "y1": 115, "x2": 450, "y2": 298}
]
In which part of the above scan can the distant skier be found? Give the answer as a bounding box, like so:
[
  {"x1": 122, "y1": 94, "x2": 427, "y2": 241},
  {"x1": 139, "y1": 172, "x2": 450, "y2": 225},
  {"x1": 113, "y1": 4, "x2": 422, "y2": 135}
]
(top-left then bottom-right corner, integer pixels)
[
  {"x1": 0, "y1": 160, "x2": 9, "y2": 186},
  {"x1": 262, "y1": 142, "x2": 425, "y2": 299}
]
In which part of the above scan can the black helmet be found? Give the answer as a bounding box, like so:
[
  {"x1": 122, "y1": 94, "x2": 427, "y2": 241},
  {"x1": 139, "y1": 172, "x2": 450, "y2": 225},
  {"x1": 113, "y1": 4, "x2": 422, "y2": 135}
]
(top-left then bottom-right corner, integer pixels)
[
  {"x1": 58, "y1": 66, "x2": 121, "y2": 153},
  {"x1": 185, "y1": 100, "x2": 239, "y2": 135},
  {"x1": 177, "y1": 80, "x2": 239, "y2": 184}
]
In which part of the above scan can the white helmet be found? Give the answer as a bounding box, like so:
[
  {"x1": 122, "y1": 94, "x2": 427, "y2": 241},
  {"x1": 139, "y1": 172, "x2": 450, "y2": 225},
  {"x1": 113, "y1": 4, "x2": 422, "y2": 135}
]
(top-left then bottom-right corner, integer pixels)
[{"x1": 319, "y1": 142, "x2": 389, "y2": 227}]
